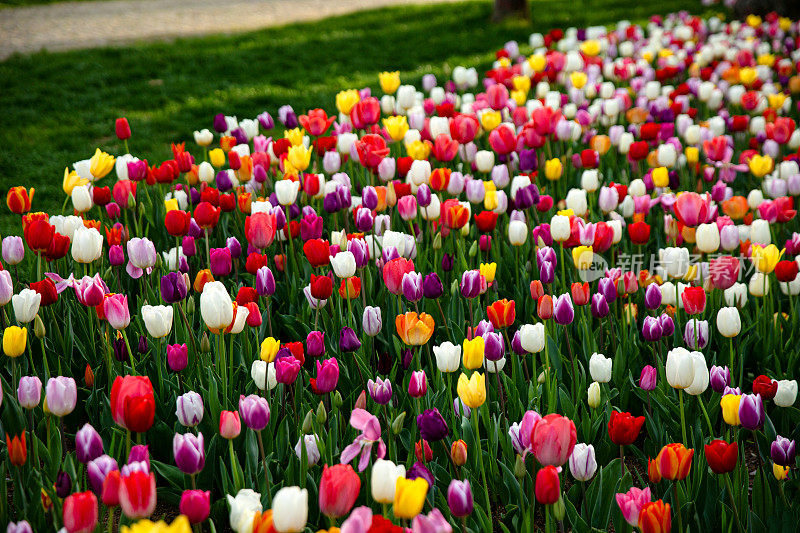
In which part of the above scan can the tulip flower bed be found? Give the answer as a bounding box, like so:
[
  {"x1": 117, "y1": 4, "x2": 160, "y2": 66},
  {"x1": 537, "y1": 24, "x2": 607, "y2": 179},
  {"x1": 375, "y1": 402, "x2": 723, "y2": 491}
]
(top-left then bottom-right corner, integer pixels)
[{"x1": 5, "y1": 6, "x2": 800, "y2": 533}]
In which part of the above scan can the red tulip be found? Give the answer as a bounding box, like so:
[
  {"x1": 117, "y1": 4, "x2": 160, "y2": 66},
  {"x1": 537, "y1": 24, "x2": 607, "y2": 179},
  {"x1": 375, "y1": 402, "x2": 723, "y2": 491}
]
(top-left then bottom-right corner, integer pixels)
[
  {"x1": 24, "y1": 216, "x2": 54, "y2": 252},
  {"x1": 119, "y1": 470, "x2": 156, "y2": 519},
  {"x1": 534, "y1": 465, "x2": 560, "y2": 504},
  {"x1": 63, "y1": 491, "x2": 98, "y2": 533},
  {"x1": 219, "y1": 410, "x2": 241, "y2": 439},
  {"x1": 193, "y1": 201, "x2": 221, "y2": 229},
  {"x1": 608, "y1": 411, "x2": 645, "y2": 446},
  {"x1": 704, "y1": 439, "x2": 738, "y2": 474},
  {"x1": 474, "y1": 211, "x2": 498, "y2": 233},
  {"x1": 628, "y1": 221, "x2": 651, "y2": 245},
  {"x1": 680, "y1": 286, "x2": 706, "y2": 315},
  {"x1": 537, "y1": 295, "x2": 553, "y2": 320},
  {"x1": 303, "y1": 239, "x2": 331, "y2": 268},
  {"x1": 165, "y1": 210, "x2": 192, "y2": 237},
  {"x1": 245, "y1": 212, "x2": 277, "y2": 250},
  {"x1": 775, "y1": 260, "x2": 799, "y2": 283},
  {"x1": 180, "y1": 489, "x2": 211, "y2": 524},
  {"x1": 115, "y1": 118, "x2": 132, "y2": 140},
  {"x1": 531, "y1": 414, "x2": 577, "y2": 466},
  {"x1": 752, "y1": 375, "x2": 778, "y2": 400},
  {"x1": 102, "y1": 470, "x2": 121, "y2": 507},
  {"x1": 310, "y1": 274, "x2": 333, "y2": 300},
  {"x1": 31, "y1": 278, "x2": 58, "y2": 306},
  {"x1": 708, "y1": 256, "x2": 740, "y2": 290},
  {"x1": 110, "y1": 376, "x2": 155, "y2": 433},
  {"x1": 674, "y1": 192, "x2": 709, "y2": 227},
  {"x1": 318, "y1": 464, "x2": 361, "y2": 518},
  {"x1": 571, "y1": 282, "x2": 590, "y2": 306},
  {"x1": 383, "y1": 257, "x2": 415, "y2": 295}
]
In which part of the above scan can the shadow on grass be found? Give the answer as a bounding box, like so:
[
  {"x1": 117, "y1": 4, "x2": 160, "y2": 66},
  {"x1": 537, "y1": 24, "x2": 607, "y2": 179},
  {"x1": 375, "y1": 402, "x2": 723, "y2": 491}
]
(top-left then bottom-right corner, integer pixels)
[{"x1": 0, "y1": 0, "x2": 707, "y2": 233}]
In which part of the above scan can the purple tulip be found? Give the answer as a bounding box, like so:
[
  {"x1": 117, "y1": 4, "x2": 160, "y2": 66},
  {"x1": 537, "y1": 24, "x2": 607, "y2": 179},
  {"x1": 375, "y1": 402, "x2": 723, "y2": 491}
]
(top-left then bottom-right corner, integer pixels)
[
  {"x1": 300, "y1": 214, "x2": 324, "y2": 241},
  {"x1": 644, "y1": 283, "x2": 662, "y2": 309},
  {"x1": 355, "y1": 208, "x2": 374, "y2": 232},
  {"x1": 367, "y1": 377, "x2": 393, "y2": 405},
  {"x1": 213, "y1": 113, "x2": 228, "y2": 133},
  {"x1": 278, "y1": 105, "x2": 298, "y2": 128},
  {"x1": 362, "y1": 186, "x2": 378, "y2": 210},
  {"x1": 6, "y1": 521, "x2": 33, "y2": 533},
  {"x1": 128, "y1": 444, "x2": 150, "y2": 470},
  {"x1": 362, "y1": 306, "x2": 382, "y2": 337},
  {"x1": 176, "y1": 391, "x2": 204, "y2": 427},
  {"x1": 539, "y1": 260, "x2": 555, "y2": 284},
  {"x1": 226, "y1": 237, "x2": 242, "y2": 259},
  {"x1": 173, "y1": 432, "x2": 205, "y2": 475},
  {"x1": 339, "y1": 327, "x2": 361, "y2": 352},
  {"x1": 16, "y1": 376, "x2": 42, "y2": 409},
  {"x1": 770, "y1": 436, "x2": 796, "y2": 467},
  {"x1": 417, "y1": 408, "x2": 449, "y2": 442},
  {"x1": 441, "y1": 253, "x2": 454, "y2": 272},
  {"x1": 659, "y1": 313, "x2": 675, "y2": 336},
  {"x1": 161, "y1": 272, "x2": 188, "y2": 303},
  {"x1": 422, "y1": 273, "x2": 443, "y2": 299},
  {"x1": 109, "y1": 245, "x2": 125, "y2": 266},
  {"x1": 416, "y1": 184, "x2": 432, "y2": 208},
  {"x1": 598, "y1": 277, "x2": 617, "y2": 304},
  {"x1": 460, "y1": 270, "x2": 483, "y2": 298},
  {"x1": 76, "y1": 423, "x2": 104, "y2": 464},
  {"x1": 55, "y1": 471, "x2": 72, "y2": 498},
  {"x1": 138, "y1": 335, "x2": 149, "y2": 354},
  {"x1": 684, "y1": 319, "x2": 709, "y2": 349},
  {"x1": 314, "y1": 358, "x2": 339, "y2": 393},
  {"x1": 710, "y1": 366, "x2": 731, "y2": 394},
  {"x1": 257, "y1": 111, "x2": 274, "y2": 130},
  {"x1": 639, "y1": 366, "x2": 657, "y2": 391},
  {"x1": 182, "y1": 236, "x2": 197, "y2": 257},
  {"x1": 474, "y1": 320, "x2": 494, "y2": 337},
  {"x1": 275, "y1": 356, "x2": 302, "y2": 385},
  {"x1": 511, "y1": 330, "x2": 525, "y2": 355},
  {"x1": 45, "y1": 376, "x2": 77, "y2": 417},
  {"x1": 591, "y1": 293, "x2": 610, "y2": 318},
  {"x1": 256, "y1": 266, "x2": 276, "y2": 297},
  {"x1": 641, "y1": 316, "x2": 662, "y2": 341},
  {"x1": 87, "y1": 455, "x2": 119, "y2": 495},
  {"x1": 739, "y1": 393, "x2": 765, "y2": 430},
  {"x1": 239, "y1": 394, "x2": 270, "y2": 431},
  {"x1": 306, "y1": 330, "x2": 325, "y2": 357},
  {"x1": 209, "y1": 247, "x2": 232, "y2": 276},
  {"x1": 484, "y1": 332, "x2": 505, "y2": 361},
  {"x1": 553, "y1": 294, "x2": 574, "y2": 325},
  {"x1": 167, "y1": 344, "x2": 189, "y2": 372}
]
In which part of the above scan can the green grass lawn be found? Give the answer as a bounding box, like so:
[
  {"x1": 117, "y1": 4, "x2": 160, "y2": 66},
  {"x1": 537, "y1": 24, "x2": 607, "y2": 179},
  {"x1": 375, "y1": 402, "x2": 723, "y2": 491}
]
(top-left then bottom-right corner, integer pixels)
[{"x1": 0, "y1": 0, "x2": 710, "y2": 235}]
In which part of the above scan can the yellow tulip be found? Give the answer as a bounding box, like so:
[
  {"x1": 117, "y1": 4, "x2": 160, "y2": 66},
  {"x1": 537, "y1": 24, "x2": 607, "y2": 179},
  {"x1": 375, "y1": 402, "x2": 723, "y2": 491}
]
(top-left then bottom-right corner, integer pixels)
[
  {"x1": 572, "y1": 246, "x2": 594, "y2": 270},
  {"x1": 480, "y1": 110, "x2": 502, "y2": 132},
  {"x1": 63, "y1": 167, "x2": 89, "y2": 196},
  {"x1": 751, "y1": 244, "x2": 784, "y2": 274},
  {"x1": 746, "y1": 14, "x2": 761, "y2": 27},
  {"x1": 379, "y1": 71, "x2": 401, "y2": 94},
  {"x1": 209, "y1": 148, "x2": 226, "y2": 167},
  {"x1": 757, "y1": 54, "x2": 775, "y2": 67},
  {"x1": 570, "y1": 72, "x2": 588, "y2": 90},
  {"x1": 121, "y1": 516, "x2": 191, "y2": 533},
  {"x1": 164, "y1": 198, "x2": 179, "y2": 212},
  {"x1": 556, "y1": 208, "x2": 574, "y2": 217},
  {"x1": 720, "y1": 394, "x2": 741, "y2": 426},
  {"x1": 457, "y1": 372, "x2": 486, "y2": 408},
  {"x1": 483, "y1": 190, "x2": 498, "y2": 211},
  {"x1": 3, "y1": 326, "x2": 27, "y2": 358},
  {"x1": 405, "y1": 140, "x2": 431, "y2": 160},
  {"x1": 580, "y1": 40, "x2": 601, "y2": 56},
  {"x1": 767, "y1": 93, "x2": 786, "y2": 109},
  {"x1": 479, "y1": 262, "x2": 496, "y2": 284},
  {"x1": 89, "y1": 148, "x2": 116, "y2": 180},
  {"x1": 462, "y1": 337, "x2": 485, "y2": 370},
  {"x1": 284, "y1": 128, "x2": 305, "y2": 147},
  {"x1": 773, "y1": 463, "x2": 790, "y2": 481},
  {"x1": 335, "y1": 89, "x2": 360, "y2": 115},
  {"x1": 652, "y1": 167, "x2": 669, "y2": 188},
  {"x1": 544, "y1": 158, "x2": 563, "y2": 181},
  {"x1": 739, "y1": 67, "x2": 758, "y2": 86},
  {"x1": 528, "y1": 54, "x2": 546, "y2": 72},
  {"x1": 685, "y1": 147, "x2": 699, "y2": 165},
  {"x1": 779, "y1": 17, "x2": 791, "y2": 31},
  {"x1": 393, "y1": 477, "x2": 428, "y2": 519},
  {"x1": 260, "y1": 337, "x2": 280, "y2": 362},
  {"x1": 382, "y1": 116, "x2": 409, "y2": 142},
  {"x1": 749, "y1": 154, "x2": 773, "y2": 178},
  {"x1": 512, "y1": 75, "x2": 531, "y2": 93},
  {"x1": 511, "y1": 90, "x2": 527, "y2": 106},
  {"x1": 287, "y1": 145, "x2": 312, "y2": 172},
  {"x1": 497, "y1": 57, "x2": 511, "y2": 68}
]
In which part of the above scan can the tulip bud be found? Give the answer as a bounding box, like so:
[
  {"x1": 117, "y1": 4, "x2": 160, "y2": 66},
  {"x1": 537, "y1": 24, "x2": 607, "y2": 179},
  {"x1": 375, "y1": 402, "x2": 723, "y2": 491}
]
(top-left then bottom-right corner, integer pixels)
[
  {"x1": 316, "y1": 402, "x2": 327, "y2": 424},
  {"x1": 34, "y1": 315, "x2": 46, "y2": 339},
  {"x1": 186, "y1": 296, "x2": 195, "y2": 315},
  {"x1": 200, "y1": 333, "x2": 211, "y2": 353},
  {"x1": 432, "y1": 233, "x2": 442, "y2": 250},
  {"x1": 392, "y1": 412, "x2": 406, "y2": 435},
  {"x1": 553, "y1": 494, "x2": 566, "y2": 521},
  {"x1": 332, "y1": 391, "x2": 343, "y2": 409},
  {"x1": 302, "y1": 411, "x2": 313, "y2": 434},
  {"x1": 587, "y1": 382, "x2": 601, "y2": 408},
  {"x1": 514, "y1": 455, "x2": 526, "y2": 479},
  {"x1": 468, "y1": 241, "x2": 477, "y2": 257},
  {"x1": 451, "y1": 440, "x2": 467, "y2": 466}
]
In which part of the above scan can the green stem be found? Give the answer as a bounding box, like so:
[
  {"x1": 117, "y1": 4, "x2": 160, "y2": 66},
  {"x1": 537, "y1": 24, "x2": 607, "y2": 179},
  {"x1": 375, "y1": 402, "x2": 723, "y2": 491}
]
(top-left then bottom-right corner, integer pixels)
[
  {"x1": 472, "y1": 409, "x2": 491, "y2": 521},
  {"x1": 679, "y1": 389, "x2": 687, "y2": 446}
]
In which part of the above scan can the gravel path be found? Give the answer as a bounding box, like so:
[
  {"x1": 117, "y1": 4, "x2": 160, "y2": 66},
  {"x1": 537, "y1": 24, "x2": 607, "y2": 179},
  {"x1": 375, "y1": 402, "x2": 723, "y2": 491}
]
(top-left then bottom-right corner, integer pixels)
[{"x1": 1, "y1": 0, "x2": 462, "y2": 60}]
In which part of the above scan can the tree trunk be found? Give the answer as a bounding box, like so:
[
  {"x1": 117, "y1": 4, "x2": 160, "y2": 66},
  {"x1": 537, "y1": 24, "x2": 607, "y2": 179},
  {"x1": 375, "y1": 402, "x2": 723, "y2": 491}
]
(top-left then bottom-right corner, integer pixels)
[{"x1": 493, "y1": 0, "x2": 528, "y2": 22}]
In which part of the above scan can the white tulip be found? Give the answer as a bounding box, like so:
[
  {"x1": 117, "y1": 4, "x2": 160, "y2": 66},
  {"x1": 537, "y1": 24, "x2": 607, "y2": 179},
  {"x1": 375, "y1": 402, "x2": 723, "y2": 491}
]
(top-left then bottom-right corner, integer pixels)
[
  {"x1": 508, "y1": 220, "x2": 527, "y2": 246},
  {"x1": 589, "y1": 352, "x2": 612, "y2": 383},
  {"x1": 227, "y1": 489, "x2": 262, "y2": 533},
  {"x1": 200, "y1": 281, "x2": 233, "y2": 331},
  {"x1": 685, "y1": 351, "x2": 709, "y2": 395},
  {"x1": 433, "y1": 342, "x2": 461, "y2": 373},
  {"x1": 228, "y1": 305, "x2": 250, "y2": 334},
  {"x1": 551, "y1": 215, "x2": 571, "y2": 242},
  {"x1": 749, "y1": 272, "x2": 769, "y2": 297},
  {"x1": 71, "y1": 226, "x2": 103, "y2": 264},
  {"x1": 371, "y1": 459, "x2": 406, "y2": 503},
  {"x1": 716, "y1": 307, "x2": 741, "y2": 338},
  {"x1": 141, "y1": 305, "x2": 173, "y2": 338},
  {"x1": 519, "y1": 323, "x2": 545, "y2": 353},
  {"x1": 72, "y1": 185, "x2": 93, "y2": 213},
  {"x1": 275, "y1": 180, "x2": 300, "y2": 206},
  {"x1": 696, "y1": 223, "x2": 720, "y2": 253},
  {"x1": 198, "y1": 161, "x2": 215, "y2": 183},
  {"x1": 666, "y1": 347, "x2": 695, "y2": 389},
  {"x1": 12, "y1": 288, "x2": 41, "y2": 324},
  {"x1": 774, "y1": 380, "x2": 797, "y2": 407},
  {"x1": 330, "y1": 251, "x2": 357, "y2": 278},
  {"x1": 251, "y1": 360, "x2": 277, "y2": 391},
  {"x1": 271, "y1": 486, "x2": 308, "y2": 533},
  {"x1": 475, "y1": 150, "x2": 495, "y2": 173}
]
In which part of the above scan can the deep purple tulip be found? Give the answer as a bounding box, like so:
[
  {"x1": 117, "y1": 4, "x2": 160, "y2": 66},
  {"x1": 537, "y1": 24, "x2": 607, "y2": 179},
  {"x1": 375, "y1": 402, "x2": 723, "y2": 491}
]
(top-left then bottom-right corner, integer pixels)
[
  {"x1": 210, "y1": 247, "x2": 232, "y2": 276},
  {"x1": 226, "y1": 237, "x2": 242, "y2": 259},
  {"x1": 539, "y1": 261, "x2": 555, "y2": 284},
  {"x1": 173, "y1": 432, "x2": 205, "y2": 475},
  {"x1": 76, "y1": 423, "x2": 104, "y2": 464},
  {"x1": 641, "y1": 316, "x2": 662, "y2": 341},
  {"x1": 710, "y1": 366, "x2": 731, "y2": 394},
  {"x1": 644, "y1": 283, "x2": 662, "y2": 309},
  {"x1": 484, "y1": 332, "x2": 505, "y2": 361},
  {"x1": 448, "y1": 480, "x2": 474, "y2": 517},
  {"x1": 770, "y1": 436, "x2": 796, "y2": 467},
  {"x1": 598, "y1": 277, "x2": 617, "y2": 304},
  {"x1": 739, "y1": 393, "x2": 765, "y2": 430},
  {"x1": 339, "y1": 327, "x2": 361, "y2": 352},
  {"x1": 161, "y1": 272, "x2": 188, "y2": 303},
  {"x1": 659, "y1": 313, "x2": 675, "y2": 336},
  {"x1": 591, "y1": 293, "x2": 609, "y2": 318},
  {"x1": 639, "y1": 366, "x2": 657, "y2": 391},
  {"x1": 256, "y1": 266, "x2": 276, "y2": 297},
  {"x1": 402, "y1": 272, "x2": 423, "y2": 302},
  {"x1": 422, "y1": 273, "x2": 444, "y2": 299},
  {"x1": 239, "y1": 395, "x2": 270, "y2": 431},
  {"x1": 511, "y1": 330, "x2": 525, "y2": 355},
  {"x1": 407, "y1": 462, "x2": 434, "y2": 487},
  {"x1": 215, "y1": 170, "x2": 233, "y2": 192},
  {"x1": 355, "y1": 208, "x2": 374, "y2": 232},
  {"x1": 417, "y1": 409, "x2": 449, "y2": 442},
  {"x1": 87, "y1": 455, "x2": 119, "y2": 494},
  {"x1": 553, "y1": 294, "x2": 574, "y2": 325},
  {"x1": 167, "y1": 343, "x2": 189, "y2": 372},
  {"x1": 137, "y1": 335, "x2": 149, "y2": 354},
  {"x1": 368, "y1": 377, "x2": 392, "y2": 405},
  {"x1": 460, "y1": 270, "x2": 482, "y2": 298},
  {"x1": 441, "y1": 253, "x2": 453, "y2": 272},
  {"x1": 55, "y1": 471, "x2": 72, "y2": 498},
  {"x1": 113, "y1": 337, "x2": 127, "y2": 362}
]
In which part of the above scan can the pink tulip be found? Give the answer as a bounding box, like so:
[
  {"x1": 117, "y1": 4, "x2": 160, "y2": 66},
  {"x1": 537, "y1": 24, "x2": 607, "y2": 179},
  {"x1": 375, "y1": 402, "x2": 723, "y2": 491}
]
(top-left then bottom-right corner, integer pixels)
[
  {"x1": 103, "y1": 294, "x2": 130, "y2": 330},
  {"x1": 530, "y1": 414, "x2": 577, "y2": 466},
  {"x1": 615, "y1": 486, "x2": 651, "y2": 526},
  {"x1": 673, "y1": 192, "x2": 709, "y2": 227}
]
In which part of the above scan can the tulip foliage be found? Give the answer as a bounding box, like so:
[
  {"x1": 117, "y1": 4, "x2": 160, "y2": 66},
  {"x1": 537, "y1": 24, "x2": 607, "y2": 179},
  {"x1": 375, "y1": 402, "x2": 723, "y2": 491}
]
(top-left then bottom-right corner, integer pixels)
[{"x1": 5, "y1": 8, "x2": 800, "y2": 533}]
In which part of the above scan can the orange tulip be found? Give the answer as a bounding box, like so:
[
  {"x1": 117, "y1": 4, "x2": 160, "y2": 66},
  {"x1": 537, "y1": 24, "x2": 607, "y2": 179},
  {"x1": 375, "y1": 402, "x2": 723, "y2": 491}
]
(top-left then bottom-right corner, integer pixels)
[
  {"x1": 590, "y1": 135, "x2": 611, "y2": 155},
  {"x1": 446, "y1": 204, "x2": 469, "y2": 230},
  {"x1": 648, "y1": 457, "x2": 662, "y2": 483},
  {"x1": 638, "y1": 500, "x2": 671, "y2": 533},
  {"x1": 7, "y1": 186, "x2": 34, "y2": 214},
  {"x1": 486, "y1": 299, "x2": 515, "y2": 329},
  {"x1": 722, "y1": 196, "x2": 749, "y2": 220},
  {"x1": 252, "y1": 509, "x2": 276, "y2": 533},
  {"x1": 395, "y1": 312, "x2": 435, "y2": 346},
  {"x1": 193, "y1": 269, "x2": 215, "y2": 293},
  {"x1": 6, "y1": 432, "x2": 27, "y2": 466},
  {"x1": 338, "y1": 277, "x2": 362, "y2": 299},
  {"x1": 656, "y1": 443, "x2": 693, "y2": 480}
]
